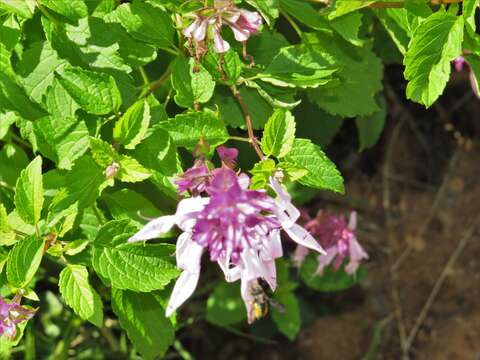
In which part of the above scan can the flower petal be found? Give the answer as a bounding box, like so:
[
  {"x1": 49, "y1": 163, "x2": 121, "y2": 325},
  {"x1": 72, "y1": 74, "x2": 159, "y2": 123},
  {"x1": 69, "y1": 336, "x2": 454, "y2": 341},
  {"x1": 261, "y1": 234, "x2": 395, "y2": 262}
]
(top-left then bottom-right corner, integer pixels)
[
  {"x1": 315, "y1": 246, "x2": 338, "y2": 275},
  {"x1": 176, "y1": 197, "x2": 209, "y2": 231},
  {"x1": 213, "y1": 27, "x2": 230, "y2": 53},
  {"x1": 284, "y1": 224, "x2": 326, "y2": 255},
  {"x1": 176, "y1": 233, "x2": 204, "y2": 272},
  {"x1": 165, "y1": 270, "x2": 201, "y2": 317},
  {"x1": 348, "y1": 211, "x2": 357, "y2": 230},
  {"x1": 128, "y1": 215, "x2": 176, "y2": 243}
]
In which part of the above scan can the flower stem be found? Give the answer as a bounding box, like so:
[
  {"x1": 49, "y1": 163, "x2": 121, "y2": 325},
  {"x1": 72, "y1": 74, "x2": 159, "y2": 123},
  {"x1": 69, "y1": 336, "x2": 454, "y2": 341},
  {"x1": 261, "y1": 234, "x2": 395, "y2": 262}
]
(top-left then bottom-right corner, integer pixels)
[
  {"x1": 141, "y1": 66, "x2": 172, "y2": 98},
  {"x1": 280, "y1": 9, "x2": 303, "y2": 40},
  {"x1": 228, "y1": 135, "x2": 251, "y2": 143},
  {"x1": 230, "y1": 85, "x2": 265, "y2": 160}
]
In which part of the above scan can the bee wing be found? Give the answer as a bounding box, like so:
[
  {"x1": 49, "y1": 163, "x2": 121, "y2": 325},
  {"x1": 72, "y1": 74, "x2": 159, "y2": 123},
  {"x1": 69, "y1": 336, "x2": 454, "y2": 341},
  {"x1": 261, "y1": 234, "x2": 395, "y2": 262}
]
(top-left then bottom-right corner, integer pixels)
[{"x1": 269, "y1": 299, "x2": 286, "y2": 313}]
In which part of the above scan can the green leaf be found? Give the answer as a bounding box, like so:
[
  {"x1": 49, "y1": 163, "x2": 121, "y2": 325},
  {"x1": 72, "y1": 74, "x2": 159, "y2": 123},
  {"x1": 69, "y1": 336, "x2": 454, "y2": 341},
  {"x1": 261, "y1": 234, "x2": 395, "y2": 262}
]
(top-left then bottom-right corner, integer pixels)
[
  {"x1": 260, "y1": 45, "x2": 337, "y2": 88},
  {"x1": 56, "y1": 67, "x2": 121, "y2": 115},
  {"x1": 271, "y1": 291, "x2": 300, "y2": 340},
  {"x1": 374, "y1": 8, "x2": 418, "y2": 55},
  {"x1": 300, "y1": 254, "x2": 367, "y2": 291},
  {"x1": 159, "y1": 109, "x2": 229, "y2": 149},
  {"x1": 404, "y1": 11, "x2": 464, "y2": 107},
  {"x1": 463, "y1": 0, "x2": 478, "y2": 33},
  {"x1": 90, "y1": 137, "x2": 116, "y2": 168},
  {"x1": 171, "y1": 57, "x2": 215, "y2": 108},
  {"x1": 355, "y1": 96, "x2": 386, "y2": 150},
  {"x1": 117, "y1": 155, "x2": 151, "y2": 183},
  {"x1": 261, "y1": 109, "x2": 296, "y2": 158},
  {"x1": 0, "y1": 0, "x2": 35, "y2": 18},
  {"x1": 7, "y1": 235, "x2": 45, "y2": 288},
  {"x1": 306, "y1": 32, "x2": 383, "y2": 117},
  {"x1": 206, "y1": 282, "x2": 246, "y2": 326},
  {"x1": 0, "y1": 203, "x2": 15, "y2": 245},
  {"x1": 246, "y1": 0, "x2": 279, "y2": 26},
  {"x1": 330, "y1": 12, "x2": 364, "y2": 46},
  {"x1": 115, "y1": 0, "x2": 174, "y2": 48},
  {"x1": 43, "y1": 78, "x2": 80, "y2": 118},
  {"x1": 59, "y1": 264, "x2": 103, "y2": 327},
  {"x1": 0, "y1": 73, "x2": 48, "y2": 120},
  {"x1": 284, "y1": 139, "x2": 344, "y2": 193},
  {"x1": 0, "y1": 15, "x2": 21, "y2": 51},
  {"x1": 30, "y1": 116, "x2": 90, "y2": 170},
  {"x1": 0, "y1": 143, "x2": 28, "y2": 189},
  {"x1": 113, "y1": 99, "x2": 151, "y2": 149},
  {"x1": 250, "y1": 159, "x2": 276, "y2": 189},
  {"x1": 92, "y1": 220, "x2": 179, "y2": 292},
  {"x1": 465, "y1": 54, "x2": 480, "y2": 92},
  {"x1": 112, "y1": 289, "x2": 174, "y2": 360},
  {"x1": 327, "y1": 0, "x2": 374, "y2": 18},
  {"x1": 16, "y1": 41, "x2": 65, "y2": 103},
  {"x1": 39, "y1": 0, "x2": 88, "y2": 21},
  {"x1": 14, "y1": 156, "x2": 44, "y2": 225},
  {"x1": 103, "y1": 189, "x2": 161, "y2": 225},
  {"x1": 280, "y1": 0, "x2": 329, "y2": 30}
]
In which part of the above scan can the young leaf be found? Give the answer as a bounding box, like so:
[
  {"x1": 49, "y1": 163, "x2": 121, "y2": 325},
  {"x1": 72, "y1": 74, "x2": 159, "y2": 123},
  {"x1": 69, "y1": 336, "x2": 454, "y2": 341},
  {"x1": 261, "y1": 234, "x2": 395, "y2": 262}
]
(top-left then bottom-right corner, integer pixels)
[
  {"x1": 112, "y1": 289, "x2": 174, "y2": 359},
  {"x1": 39, "y1": 0, "x2": 88, "y2": 21},
  {"x1": 159, "y1": 109, "x2": 229, "y2": 149},
  {"x1": 59, "y1": 264, "x2": 104, "y2": 327},
  {"x1": 250, "y1": 159, "x2": 276, "y2": 189},
  {"x1": 284, "y1": 139, "x2": 344, "y2": 193},
  {"x1": 90, "y1": 137, "x2": 116, "y2": 168},
  {"x1": 91, "y1": 220, "x2": 180, "y2": 292},
  {"x1": 113, "y1": 99, "x2": 151, "y2": 149},
  {"x1": 115, "y1": 0, "x2": 174, "y2": 48},
  {"x1": 171, "y1": 57, "x2": 215, "y2": 108},
  {"x1": 117, "y1": 155, "x2": 151, "y2": 183},
  {"x1": 261, "y1": 109, "x2": 296, "y2": 158},
  {"x1": 7, "y1": 235, "x2": 45, "y2": 288},
  {"x1": 14, "y1": 156, "x2": 44, "y2": 225},
  {"x1": 404, "y1": 11, "x2": 464, "y2": 107},
  {"x1": 56, "y1": 67, "x2": 122, "y2": 115}
]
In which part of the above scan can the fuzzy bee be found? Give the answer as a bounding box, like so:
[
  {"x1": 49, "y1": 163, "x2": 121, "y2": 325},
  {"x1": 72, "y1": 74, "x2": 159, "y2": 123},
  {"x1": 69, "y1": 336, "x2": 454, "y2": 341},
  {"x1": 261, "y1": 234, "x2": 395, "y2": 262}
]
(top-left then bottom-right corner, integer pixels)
[{"x1": 249, "y1": 279, "x2": 286, "y2": 322}]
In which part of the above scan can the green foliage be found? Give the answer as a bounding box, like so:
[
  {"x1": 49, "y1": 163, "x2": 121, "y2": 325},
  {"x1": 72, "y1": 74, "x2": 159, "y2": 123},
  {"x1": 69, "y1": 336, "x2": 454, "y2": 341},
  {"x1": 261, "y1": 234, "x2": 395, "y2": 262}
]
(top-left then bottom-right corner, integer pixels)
[
  {"x1": 14, "y1": 156, "x2": 43, "y2": 225},
  {"x1": 207, "y1": 282, "x2": 246, "y2": 326},
  {"x1": 7, "y1": 235, "x2": 45, "y2": 288}
]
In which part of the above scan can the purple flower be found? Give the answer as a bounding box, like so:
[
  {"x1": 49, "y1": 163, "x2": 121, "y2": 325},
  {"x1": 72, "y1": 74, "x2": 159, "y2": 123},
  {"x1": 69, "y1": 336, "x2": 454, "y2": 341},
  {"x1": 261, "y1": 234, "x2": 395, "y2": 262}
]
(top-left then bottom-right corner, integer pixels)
[
  {"x1": 294, "y1": 211, "x2": 368, "y2": 275},
  {"x1": 175, "y1": 159, "x2": 211, "y2": 196},
  {"x1": 452, "y1": 56, "x2": 479, "y2": 98},
  {"x1": 129, "y1": 169, "x2": 324, "y2": 322},
  {"x1": 217, "y1": 145, "x2": 238, "y2": 169},
  {"x1": 0, "y1": 297, "x2": 36, "y2": 338}
]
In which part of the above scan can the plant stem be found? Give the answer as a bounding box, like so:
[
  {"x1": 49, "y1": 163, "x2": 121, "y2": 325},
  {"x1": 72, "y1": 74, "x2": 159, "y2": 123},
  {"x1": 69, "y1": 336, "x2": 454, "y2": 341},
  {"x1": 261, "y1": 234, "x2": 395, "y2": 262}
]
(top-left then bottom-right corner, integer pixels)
[
  {"x1": 230, "y1": 85, "x2": 265, "y2": 160},
  {"x1": 280, "y1": 9, "x2": 303, "y2": 40},
  {"x1": 229, "y1": 135, "x2": 252, "y2": 143},
  {"x1": 139, "y1": 66, "x2": 150, "y2": 86},
  {"x1": 11, "y1": 133, "x2": 32, "y2": 149},
  {"x1": 141, "y1": 67, "x2": 172, "y2": 98},
  {"x1": 369, "y1": 0, "x2": 461, "y2": 7}
]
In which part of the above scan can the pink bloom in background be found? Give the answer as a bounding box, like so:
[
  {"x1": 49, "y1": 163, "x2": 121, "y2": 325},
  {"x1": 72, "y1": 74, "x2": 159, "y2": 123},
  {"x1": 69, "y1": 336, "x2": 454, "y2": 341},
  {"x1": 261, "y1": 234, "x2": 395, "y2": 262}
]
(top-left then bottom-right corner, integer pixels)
[
  {"x1": 181, "y1": 2, "x2": 262, "y2": 54},
  {"x1": 175, "y1": 159, "x2": 211, "y2": 196},
  {"x1": 293, "y1": 211, "x2": 368, "y2": 276},
  {"x1": 129, "y1": 163, "x2": 324, "y2": 322},
  {"x1": 0, "y1": 297, "x2": 36, "y2": 338}
]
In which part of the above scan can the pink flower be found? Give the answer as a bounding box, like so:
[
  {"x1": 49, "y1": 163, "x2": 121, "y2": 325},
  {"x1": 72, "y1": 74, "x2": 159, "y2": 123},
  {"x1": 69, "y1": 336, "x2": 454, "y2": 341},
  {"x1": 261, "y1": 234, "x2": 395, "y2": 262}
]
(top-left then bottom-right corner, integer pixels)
[
  {"x1": 129, "y1": 167, "x2": 324, "y2": 321},
  {"x1": 294, "y1": 211, "x2": 368, "y2": 275},
  {"x1": 453, "y1": 56, "x2": 479, "y2": 98},
  {"x1": 217, "y1": 145, "x2": 238, "y2": 168},
  {"x1": 0, "y1": 297, "x2": 36, "y2": 338}
]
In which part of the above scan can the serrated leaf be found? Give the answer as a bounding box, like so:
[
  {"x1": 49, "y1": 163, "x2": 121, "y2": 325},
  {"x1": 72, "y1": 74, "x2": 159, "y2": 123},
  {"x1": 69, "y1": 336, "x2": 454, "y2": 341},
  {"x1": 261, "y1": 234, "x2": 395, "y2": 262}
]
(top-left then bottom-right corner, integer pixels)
[
  {"x1": 306, "y1": 32, "x2": 383, "y2": 117},
  {"x1": 16, "y1": 41, "x2": 65, "y2": 103},
  {"x1": 113, "y1": 99, "x2": 151, "y2": 149},
  {"x1": 206, "y1": 282, "x2": 246, "y2": 326},
  {"x1": 261, "y1": 109, "x2": 296, "y2": 158},
  {"x1": 0, "y1": 0, "x2": 35, "y2": 18},
  {"x1": 284, "y1": 139, "x2": 344, "y2": 193},
  {"x1": 0, "y1": 203, "x2": 15, "y2": 245},
  {"x1": 117, "y1": 155, "x2": 151, "y2": 183},
  {"x1": 404, "y1": 11, "x2": 464, "y2": 107},
  {"x1": 56, "y1": 67, "x2": 121, "y2": 115},
  {"x1": 90, "y1": 137, "x2": 116, "y2": 168},
  {"x1": 171, "y1": 57, "x2": 215, "y2": 108},
  {"x1": 91, "y1": 220, "x2": 180, "y2": 292},
  {"x1": 59, "y1": 264, "x2": 103, "y2": 327},
  {"x1": 7, "y1": 235, "x2": 45, "y2": 288},
  {"x1": 159, "y1": 109, "x2": 229, "y2": 149},
  {"x1": 43, "y1": 78, "x2": 79, "y2": 118},
  {"x1": 31, "y1": 116, "x2": 90, "y2": 170},
  {"x1": 14, "y1": 156, "x2": 43, "y2": 225},
  {"x1": 250, "y1": 159, "x2": 276, "y2": 189},
  {"x1": 112, "y1": 289, "x2": 174, "y2": 360},
  {"x1": 115, "y1": 0, "x2": 174, "y2": 48},
  {"x1": 39, "y1": 0, "x2": 88, "y2": 21},
  {"x1": 374, "y1": 8, "x2": 419, "y2": 55}
]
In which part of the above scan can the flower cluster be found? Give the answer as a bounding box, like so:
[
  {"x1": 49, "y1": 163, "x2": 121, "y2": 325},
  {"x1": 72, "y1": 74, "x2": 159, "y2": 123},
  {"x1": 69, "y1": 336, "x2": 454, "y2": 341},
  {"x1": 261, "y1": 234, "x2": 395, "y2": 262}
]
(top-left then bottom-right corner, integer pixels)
[
  {"x1": 0, "y1": 297, "x2": 36, "y2": 338},
  {"x1": 182, "y1": 1, "x2": 262, "y2": 55},
  {"x1": 129, "y1": 147, "x2": 324, "y2": 323},
  {"x1": 293, "y1": 211, "x2": 368, "y2": 275}
]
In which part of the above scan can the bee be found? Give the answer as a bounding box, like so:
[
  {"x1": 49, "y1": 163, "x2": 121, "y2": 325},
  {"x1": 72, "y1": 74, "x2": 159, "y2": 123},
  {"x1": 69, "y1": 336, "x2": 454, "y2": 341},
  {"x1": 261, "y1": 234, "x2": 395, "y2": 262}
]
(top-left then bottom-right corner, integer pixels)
[{"x1": 249, "y1": 279, "x2": 286, "y2": 322}]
